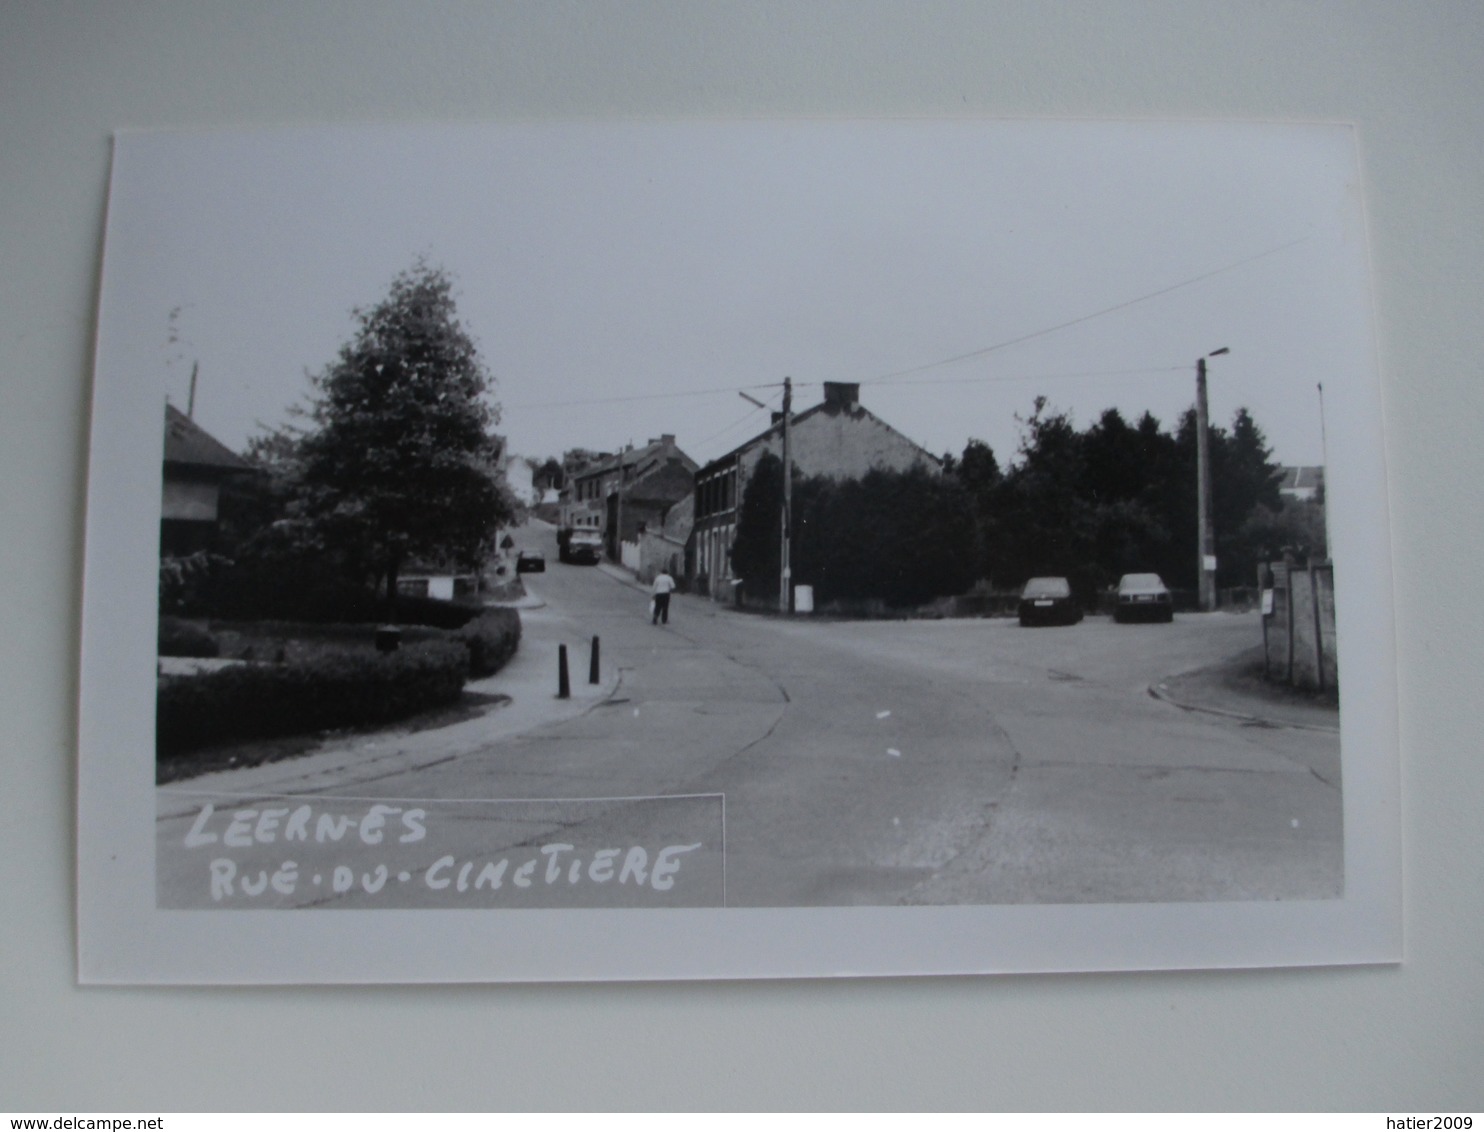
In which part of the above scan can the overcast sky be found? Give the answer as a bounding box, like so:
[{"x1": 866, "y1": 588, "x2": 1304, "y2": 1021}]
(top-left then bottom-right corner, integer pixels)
[{"x1": 100, "y1": 119, "x2": 1376, "y2": 472}]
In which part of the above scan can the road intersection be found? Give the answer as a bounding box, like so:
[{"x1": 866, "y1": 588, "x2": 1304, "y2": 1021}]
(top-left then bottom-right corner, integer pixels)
[{"x1": 157, "y1": 522, "x2": 1342, "y2": 908}]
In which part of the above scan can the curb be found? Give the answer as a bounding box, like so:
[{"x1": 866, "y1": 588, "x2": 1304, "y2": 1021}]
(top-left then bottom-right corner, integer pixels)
[
  {"x1": 487, "y1": 594, "x2": 546, "y2": 610},
  {"x1": 597, "y1": 562, "x2": 647, "y2": 593},
  {"x1": 1147, "y1": 680, "x2": 1340, "y2": 734}
]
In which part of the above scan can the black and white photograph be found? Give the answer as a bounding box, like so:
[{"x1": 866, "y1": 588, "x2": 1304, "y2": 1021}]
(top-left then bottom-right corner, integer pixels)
[{"x1": 78, "y1": 119, "x2": 1399, "y2": 981}]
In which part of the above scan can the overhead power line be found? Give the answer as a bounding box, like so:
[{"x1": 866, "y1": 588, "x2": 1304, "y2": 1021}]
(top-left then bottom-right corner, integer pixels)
[
  {"x1": 502, "y1": 236, "x2": 1306, "y2": 412},
  {"x1": 859, "y1": 236, "x2": 1308, "y2": 385},
  {"x1": 506, "y1": 380, "x2": 784, "y2": 412},
  {"x1": 867, "y1": 364, "x2": 1191, "y2": 390},
  {"x1": 693, "y1": 398, "x2": 778, "y2": 451}
]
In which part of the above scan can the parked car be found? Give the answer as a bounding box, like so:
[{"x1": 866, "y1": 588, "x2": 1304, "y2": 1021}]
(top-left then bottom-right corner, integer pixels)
[
  {"x1": 560, "y1": 528, "x2": 604, "y2": 565},
  {"x1": 1018, "y1": 576, "x2": 1082, "y2": 627},
  {"x1": 1114, "y1": 572, "x2": 1173, "y2": 623},
  {"x1": 515, "y1": 549, "x2": 546, "y2": 574}
]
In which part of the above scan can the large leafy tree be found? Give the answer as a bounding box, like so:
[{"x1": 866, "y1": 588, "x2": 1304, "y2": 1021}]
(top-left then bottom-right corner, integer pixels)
[
  {"x1": 988, "y1": 400, "x2": 1098, "y2": 593},
  {"x1": 290, "y1": 262, "x2": 512, "y2": 611}
]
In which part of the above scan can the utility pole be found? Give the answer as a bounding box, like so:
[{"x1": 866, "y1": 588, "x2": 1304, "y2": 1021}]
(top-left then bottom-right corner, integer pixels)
[
  {"x1": 1196, "y1": 348, "x2": 1229, "y2": 612},
  {"x1": 779, "y1": 376, "x2": 792, "y2": 615},
  {"x1": 613, "y1": 442, "x2": 625, "y2": 565}
]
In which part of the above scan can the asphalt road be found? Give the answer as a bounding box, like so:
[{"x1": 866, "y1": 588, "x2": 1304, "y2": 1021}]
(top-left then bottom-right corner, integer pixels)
[{"x1": 157, "y1": 521, "x2": 1341, "y2": 909}]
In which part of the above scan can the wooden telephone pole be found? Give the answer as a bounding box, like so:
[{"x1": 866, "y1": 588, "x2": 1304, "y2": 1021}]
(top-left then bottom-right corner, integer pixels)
[{"x1": 1196, "y1": 348, "x2": 1229, "y2": 612}]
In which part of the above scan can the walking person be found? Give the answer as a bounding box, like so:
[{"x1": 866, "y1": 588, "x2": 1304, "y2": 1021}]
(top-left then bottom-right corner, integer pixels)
[{"x1": 651, "y1": 568, "x2": 676, "y2": 625}]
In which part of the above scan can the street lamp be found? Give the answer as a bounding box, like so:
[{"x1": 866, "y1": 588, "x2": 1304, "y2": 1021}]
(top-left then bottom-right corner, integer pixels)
[{"x1": 1196, "y1": 347, "x2": 1229, "y2": 612}]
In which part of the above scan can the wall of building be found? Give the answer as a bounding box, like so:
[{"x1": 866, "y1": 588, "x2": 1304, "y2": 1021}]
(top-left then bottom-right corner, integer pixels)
[{"x1": 161, "y1": 475, "x2": 220, "y2": 522}]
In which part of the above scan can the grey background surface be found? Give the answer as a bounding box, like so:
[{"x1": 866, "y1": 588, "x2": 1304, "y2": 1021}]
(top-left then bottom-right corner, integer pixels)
[{"x1": 1, "y1": 1, "x2": 1478, "y2": 1110}]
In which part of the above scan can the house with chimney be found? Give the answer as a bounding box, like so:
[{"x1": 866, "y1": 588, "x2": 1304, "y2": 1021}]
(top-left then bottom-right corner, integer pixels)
[{"x1": 691, "y1": 382, "x2": 940, "y2": 595}]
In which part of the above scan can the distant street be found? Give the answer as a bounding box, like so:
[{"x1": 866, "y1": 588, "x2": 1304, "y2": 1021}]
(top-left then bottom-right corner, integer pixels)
[{"x1": 158, "y1": 521, "x2": 1341, "y2": 908}]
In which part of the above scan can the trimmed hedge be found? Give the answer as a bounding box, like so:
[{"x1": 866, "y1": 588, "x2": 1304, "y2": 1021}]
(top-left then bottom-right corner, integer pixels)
[
  {"x1": 185, "y1": 560, "x2": 487, "y2": 628},
  {"x1": 158, "y1": 616, "x2": 220, "y2": 658},
  {"x1": 157, "y1": 640, "x2": 469, "y2": 757},
  {"x1": 458, "y1": 607, "x2": 522, "y2": 678},
  {"x1": 204, "y1": 608, "x2": 521, "y2": 677}
]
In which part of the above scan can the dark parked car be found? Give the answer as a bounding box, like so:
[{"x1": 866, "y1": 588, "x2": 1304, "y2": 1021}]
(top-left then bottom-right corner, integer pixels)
[
  {"x1": 1114, "y1": 572, "x2": 1173, "y2": 622},
  {"x1": 516, "y1": 549, "x2": 546, "y2": 574},
  {"x1": 1018, "y1": 576, "x2": 1082, "y2": 627}
]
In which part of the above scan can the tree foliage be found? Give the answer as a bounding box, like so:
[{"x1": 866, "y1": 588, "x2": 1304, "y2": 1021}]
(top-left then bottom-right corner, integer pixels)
[
  {"x1": 264, "y1": 262, "x2": 513, "y2": 609},
  {"x1": 732, "y1": 454, "x2": 978, "y2": 608},
  {"x1": 959, "y1": 398, "x2": 1290, "y2": 599},
  {"x1": 729, "y1": 454, "x2": 786, "y2": 598},
  {"x1": 532, "y1": 456, "x2": 565, "y2": 492}
]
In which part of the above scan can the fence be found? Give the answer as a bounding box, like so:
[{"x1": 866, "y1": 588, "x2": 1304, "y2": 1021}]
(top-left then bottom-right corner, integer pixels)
[{"x1": 1261, "y1": 559, "x2": 1338, "y2": 693}]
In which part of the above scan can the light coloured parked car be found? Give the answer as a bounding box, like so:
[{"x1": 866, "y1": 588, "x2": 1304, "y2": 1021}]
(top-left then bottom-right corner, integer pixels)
[{"x1": 1114, "y1": 572, "x2": 1174, "y2": 623}]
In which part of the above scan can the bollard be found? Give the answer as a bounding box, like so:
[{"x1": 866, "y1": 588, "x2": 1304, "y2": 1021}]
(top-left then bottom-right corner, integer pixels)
[
  {"x1": 589, "y1": 635, "x2": 601, "y2": 684},
  {"x1": 557, "y1": 643, "x2": 571, "y2": 699}
]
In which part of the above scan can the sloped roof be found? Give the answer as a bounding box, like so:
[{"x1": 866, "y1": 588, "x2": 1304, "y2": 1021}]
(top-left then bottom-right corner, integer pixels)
[
  {"x1": 163, "y1": 403, "x2": 252, "y2": 471},
  {"x1": 1278, "y1": 465, "x2": 1325, "y2": 492},
  {"x1": 698, "y1": 392, "x2": 941, "y2": 475},
  {"x1": 573, "y1": 437, "x2": 697, "y2": 483}
]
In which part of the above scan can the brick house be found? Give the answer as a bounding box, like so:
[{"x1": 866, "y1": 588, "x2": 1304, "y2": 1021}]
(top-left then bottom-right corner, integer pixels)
[
  {"x1": 691, "y1": 382, "x2": 940, "y2": 595},
  {"x1": 558, "y1": 448, "x2": 614, "y2": 533},
  {"x1": 564, "y1": 435, "x2": 698, "y2": 561}
]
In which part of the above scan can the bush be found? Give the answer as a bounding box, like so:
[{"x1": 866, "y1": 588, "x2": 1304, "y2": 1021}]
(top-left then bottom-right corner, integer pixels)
[
  {"x1": 158, "y1": 616, "x2": 219, "y2": 658},
  {"x1": 182, "y1": 554, "x2": 487, "y2": 628},
  {"x1": 458, "y1": 607, "x2": 522, "y2": 678},
  {"x1": 159, "y1": 553, "x2": 234, "y2": 616},
  {"x1": 157, "y1": 641, "x2": 469, "y2": 757}
]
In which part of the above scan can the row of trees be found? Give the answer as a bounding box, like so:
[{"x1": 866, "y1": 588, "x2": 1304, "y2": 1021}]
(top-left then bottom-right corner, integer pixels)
[
  {"x1": 198, "y1": 263, "x2": 515, "y2": 618},
  {"x1": 962, "y1": 397, "x2": 1320, "y2": 599},
  {"x1": 732, "y1": 397, "x2": 1322, "y2": 609}
]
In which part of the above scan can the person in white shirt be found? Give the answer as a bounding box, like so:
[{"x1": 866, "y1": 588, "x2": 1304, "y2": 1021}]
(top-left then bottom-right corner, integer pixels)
[{"x1": 651, "y1": 569, "x2": 676, "y2": 625}]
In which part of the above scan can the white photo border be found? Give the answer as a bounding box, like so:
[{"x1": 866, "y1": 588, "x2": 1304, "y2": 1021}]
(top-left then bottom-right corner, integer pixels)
[{"x1": 78, "y1": 119, "x2": 1401, "y2": 983}]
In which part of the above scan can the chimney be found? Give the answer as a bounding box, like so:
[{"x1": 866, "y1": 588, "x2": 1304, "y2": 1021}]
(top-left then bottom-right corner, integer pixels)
[
  {"x1": 660, "y1": 433, "x2": 675, "y2": 447},
  {"x1": 822, "y1": 382, "x2": 860, "y2": 409}
]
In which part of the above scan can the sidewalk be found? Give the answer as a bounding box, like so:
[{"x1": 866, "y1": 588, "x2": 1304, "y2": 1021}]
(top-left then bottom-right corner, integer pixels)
[
  {"x1": 1150, "y1": 645, "x2": 1340, "y2": 733},
  {"x1": 596, "y1": 560, "x2": 645, "y2": 592}
]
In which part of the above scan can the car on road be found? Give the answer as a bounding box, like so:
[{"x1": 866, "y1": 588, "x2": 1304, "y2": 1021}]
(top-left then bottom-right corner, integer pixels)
[
  {"x1": 1018, "y1": 576, "x2": 1082, "y2": 627},
  {"x1": 516, "y1": 549, "x2": 546, "y2": 574},
  {"x1": 1113, "y1": 572, "x2": 1173, "y2": 623},
  {"x1": 560, "y1": 528, "x2": 604, "y2": 565}
]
